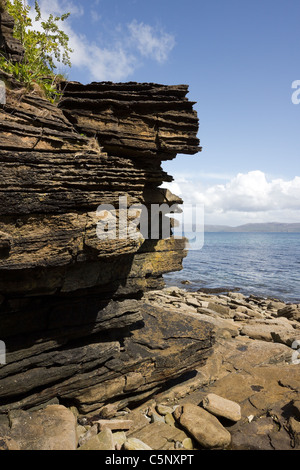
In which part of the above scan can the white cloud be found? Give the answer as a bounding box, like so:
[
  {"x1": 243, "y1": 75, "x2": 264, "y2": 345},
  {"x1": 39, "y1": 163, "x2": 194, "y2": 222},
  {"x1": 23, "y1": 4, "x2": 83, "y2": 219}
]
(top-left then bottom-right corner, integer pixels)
[
  {"x1": 27, "y1": 1, "x2": 175, "y2": 81},
  {"x1": 163, "y1": 170, "x2": 300, "y2": 225},
  {"x1": 65, "y1": 31, "x2": 137, "y2": 81},
  {"x1": 90, "y1": 9, "x2": 102, "y2": 23},
  {"x1": 31, "y1": 0, "x2": 84, "y2": 18},
  {"x1": 128, "y1": 20, "x2": 175, "y2": 63}
]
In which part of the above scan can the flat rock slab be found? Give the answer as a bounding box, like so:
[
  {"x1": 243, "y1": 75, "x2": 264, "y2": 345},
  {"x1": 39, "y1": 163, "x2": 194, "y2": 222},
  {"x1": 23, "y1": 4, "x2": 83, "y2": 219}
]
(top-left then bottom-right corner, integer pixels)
[
  {"x1": 240, "y1": 322, "x2": 295, "y2": 342},
  {"x1": 129, "y1": 421, "x2": 190, "y2": 450},
  {"x1": 193, "y1": 311, "x2": 240, "y2": 337},
  {"x1": 3, "y1": 405, "x2": 77, "y2": 450},
  {"x1": 96, "y1": 419, "x2": 133, "y2": 431}
]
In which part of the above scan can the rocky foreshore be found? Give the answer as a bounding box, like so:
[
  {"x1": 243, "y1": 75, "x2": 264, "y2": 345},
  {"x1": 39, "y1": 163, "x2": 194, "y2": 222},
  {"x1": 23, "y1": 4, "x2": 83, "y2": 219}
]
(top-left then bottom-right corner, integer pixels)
[{"x1": 1, "y1": 286, "x2": 299, "y2": 451}]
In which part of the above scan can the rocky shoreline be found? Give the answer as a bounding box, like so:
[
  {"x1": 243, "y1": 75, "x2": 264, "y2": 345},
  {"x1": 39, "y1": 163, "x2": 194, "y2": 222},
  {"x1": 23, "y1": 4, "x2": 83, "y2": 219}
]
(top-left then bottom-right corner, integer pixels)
[{"x1": 1, "y1": 286, "x2": 299, "y2": 451}]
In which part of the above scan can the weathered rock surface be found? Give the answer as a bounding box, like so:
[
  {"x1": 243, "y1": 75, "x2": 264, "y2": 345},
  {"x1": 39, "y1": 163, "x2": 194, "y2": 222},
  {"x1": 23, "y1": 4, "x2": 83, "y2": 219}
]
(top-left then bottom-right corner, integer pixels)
[
  {"x1": 58, "y1": 81, "x2": 201, "y2": 160},
  {"x1": 174, "y1": 403, "x2": 231, "y2": 449},
  {"x1": 0, "y1": 405, "x2": 77, "y2": 450},
  {"x1": 0, "y1": 287, "x2": 299, "y2": 450},
  {"x1": 141, "y1": 288, "x2": 300, "y2": 450},
  {"x1": 124, "y1": 437, "x2": 152, "y2": 451},
  {"x1": 128, "y1": 421, "x2": 190, "y2": 450},
  {"x1": 78, "y1": 427, "x2": 115, "y2": 451},
  {"x1": 202, "y1": 393, "x2": 241, "y2": 422},
  {"x1": 0, "y1": 10, "x2": 214, "y2": 428},
  {"x1": 277, "y1": 305, "x2": 300, "y2": 322},
  {"x1": 60, "y1": 304, "x2": 212, "y2": 415}
]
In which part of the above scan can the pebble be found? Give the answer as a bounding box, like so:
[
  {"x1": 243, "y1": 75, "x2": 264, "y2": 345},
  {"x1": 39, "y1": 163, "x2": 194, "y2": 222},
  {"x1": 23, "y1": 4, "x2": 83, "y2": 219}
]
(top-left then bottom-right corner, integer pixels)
[{"x1": 182, "y1": 438, "x2": 194, "y2": 450}]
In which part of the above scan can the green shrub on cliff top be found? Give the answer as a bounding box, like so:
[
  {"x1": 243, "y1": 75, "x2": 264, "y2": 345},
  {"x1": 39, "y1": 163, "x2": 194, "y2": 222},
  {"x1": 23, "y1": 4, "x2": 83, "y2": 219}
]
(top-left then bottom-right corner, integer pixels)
[{"x1": 0, "y1": 0, "x2": 73, "y2": 102}]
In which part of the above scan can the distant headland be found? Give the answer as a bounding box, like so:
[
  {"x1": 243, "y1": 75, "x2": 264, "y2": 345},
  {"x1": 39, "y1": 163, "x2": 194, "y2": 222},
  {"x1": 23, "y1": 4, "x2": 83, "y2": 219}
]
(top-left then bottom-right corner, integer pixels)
[{"x1": 204, "y1": 222, "x2": 300, "y2": 232}]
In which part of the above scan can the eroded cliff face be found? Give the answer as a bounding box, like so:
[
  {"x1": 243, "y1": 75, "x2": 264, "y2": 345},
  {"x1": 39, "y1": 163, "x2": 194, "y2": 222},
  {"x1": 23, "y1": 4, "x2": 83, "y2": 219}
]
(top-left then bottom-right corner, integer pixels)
[{"x1": 0, "y1": 11, "x2": 213, "y2": 415}]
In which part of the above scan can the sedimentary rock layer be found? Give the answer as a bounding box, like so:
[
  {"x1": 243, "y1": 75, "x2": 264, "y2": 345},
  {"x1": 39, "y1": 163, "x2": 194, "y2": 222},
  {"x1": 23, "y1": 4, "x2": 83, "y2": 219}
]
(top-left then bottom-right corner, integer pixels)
[
  {"x1": 0, "y1": 10, "x2": 211, "y2": 415},
  {"x1": 0, "y1": 81, "x2": 187, "y2": 294},
  {"x1": 59, "y1": 81, "x2": 201, "y2": 160}
]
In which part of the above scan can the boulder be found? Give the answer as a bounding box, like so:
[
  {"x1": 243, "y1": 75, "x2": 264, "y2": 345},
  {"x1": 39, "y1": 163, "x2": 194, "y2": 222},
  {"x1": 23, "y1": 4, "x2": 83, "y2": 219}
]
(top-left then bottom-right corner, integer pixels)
[{"x1": 174, "y1": 403, "x2": 231, "y2": 449}]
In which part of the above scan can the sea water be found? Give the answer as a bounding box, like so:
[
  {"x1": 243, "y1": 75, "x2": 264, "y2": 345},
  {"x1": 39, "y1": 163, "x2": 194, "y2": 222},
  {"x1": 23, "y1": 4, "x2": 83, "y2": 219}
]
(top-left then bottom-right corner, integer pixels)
[{"x1": 164, "y1": 232, "x2": 300, "y2": 303}]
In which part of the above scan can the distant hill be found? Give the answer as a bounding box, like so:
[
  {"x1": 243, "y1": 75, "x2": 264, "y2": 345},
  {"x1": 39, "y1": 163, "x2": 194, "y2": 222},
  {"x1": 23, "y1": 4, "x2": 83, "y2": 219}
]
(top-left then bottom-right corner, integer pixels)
[{"x1": 204, "y1": 222, "x2": 300, "y2": 233}]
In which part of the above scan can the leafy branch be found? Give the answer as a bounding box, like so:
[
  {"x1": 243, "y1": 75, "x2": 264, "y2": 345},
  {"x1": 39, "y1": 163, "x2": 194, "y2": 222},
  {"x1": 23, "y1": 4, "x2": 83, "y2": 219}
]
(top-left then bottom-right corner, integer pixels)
[{"x1": 0, "y1": 0, "x2": 73, "y2": 102}]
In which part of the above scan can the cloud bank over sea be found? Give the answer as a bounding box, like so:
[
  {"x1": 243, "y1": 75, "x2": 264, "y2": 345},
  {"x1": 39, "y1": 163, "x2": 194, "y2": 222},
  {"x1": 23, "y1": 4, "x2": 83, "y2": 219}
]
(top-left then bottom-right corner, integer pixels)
[{"x1": 163, "y1": 170, "x2": 300, "y2": 226}]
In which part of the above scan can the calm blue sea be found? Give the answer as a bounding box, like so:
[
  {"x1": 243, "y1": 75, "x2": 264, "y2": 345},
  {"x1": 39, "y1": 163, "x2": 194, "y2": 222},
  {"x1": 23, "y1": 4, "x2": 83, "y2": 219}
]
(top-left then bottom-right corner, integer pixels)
[{"x1": 164, "y1": 232, "x2": 300, "y2": 303}]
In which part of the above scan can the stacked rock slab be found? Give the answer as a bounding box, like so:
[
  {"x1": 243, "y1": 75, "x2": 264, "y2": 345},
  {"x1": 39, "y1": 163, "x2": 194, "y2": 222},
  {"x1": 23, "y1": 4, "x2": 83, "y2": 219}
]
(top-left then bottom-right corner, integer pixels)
[{"x1": 0, "y1": 11, "x2": 213, "y2": 416}]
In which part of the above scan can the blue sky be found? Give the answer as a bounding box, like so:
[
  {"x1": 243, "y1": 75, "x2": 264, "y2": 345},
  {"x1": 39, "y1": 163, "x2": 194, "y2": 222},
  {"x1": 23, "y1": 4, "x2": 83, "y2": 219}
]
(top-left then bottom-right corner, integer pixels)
[{"x1": 29, "y1": 0, "x2": 300, "y2": 225}]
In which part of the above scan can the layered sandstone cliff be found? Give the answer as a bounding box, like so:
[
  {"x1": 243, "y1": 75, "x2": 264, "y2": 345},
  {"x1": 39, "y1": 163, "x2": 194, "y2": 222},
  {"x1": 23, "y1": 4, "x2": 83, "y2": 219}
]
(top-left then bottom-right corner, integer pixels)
[{"x1": 0, "y1": 11, "x2": 213, "y2": 416}]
